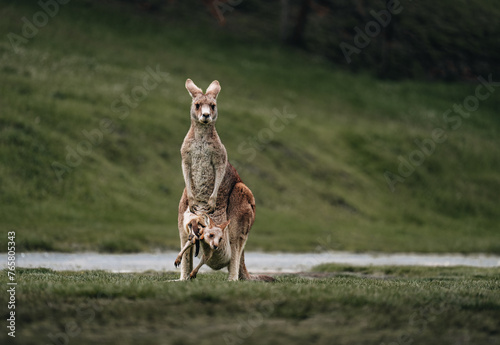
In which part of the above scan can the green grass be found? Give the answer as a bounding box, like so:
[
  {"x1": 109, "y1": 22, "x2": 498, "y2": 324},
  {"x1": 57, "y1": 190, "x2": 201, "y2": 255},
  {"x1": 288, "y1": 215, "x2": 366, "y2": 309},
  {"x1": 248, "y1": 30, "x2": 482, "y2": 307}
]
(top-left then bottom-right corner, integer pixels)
[
  {"x1": 1, "y1": 266, "x2": 499, "y2": 345},
  {"x1": 0, "y1": 0, "x2": 499, "y2": 253}
]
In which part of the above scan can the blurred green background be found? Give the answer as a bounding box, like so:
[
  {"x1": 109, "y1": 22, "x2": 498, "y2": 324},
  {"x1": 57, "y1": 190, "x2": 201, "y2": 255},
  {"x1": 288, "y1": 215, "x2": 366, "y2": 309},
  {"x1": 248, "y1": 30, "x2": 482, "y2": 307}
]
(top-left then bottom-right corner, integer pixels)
[{"x1": 0, "y1": 0, "x2": 499, "y2": 253}]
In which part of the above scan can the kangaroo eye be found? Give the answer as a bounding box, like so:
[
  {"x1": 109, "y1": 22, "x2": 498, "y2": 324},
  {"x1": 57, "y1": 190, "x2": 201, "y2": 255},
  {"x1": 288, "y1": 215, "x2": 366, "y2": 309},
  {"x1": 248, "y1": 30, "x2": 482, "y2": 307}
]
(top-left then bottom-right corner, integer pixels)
[
  {"x1": 195, "y1": 104, "x2": 200, "y2": 110},
  {"x1": 209, "y1": 234, "x2": 214, "y2": 238},
  {"x1": 211, "y1": 104, "x2": 215, "y2": 110}
]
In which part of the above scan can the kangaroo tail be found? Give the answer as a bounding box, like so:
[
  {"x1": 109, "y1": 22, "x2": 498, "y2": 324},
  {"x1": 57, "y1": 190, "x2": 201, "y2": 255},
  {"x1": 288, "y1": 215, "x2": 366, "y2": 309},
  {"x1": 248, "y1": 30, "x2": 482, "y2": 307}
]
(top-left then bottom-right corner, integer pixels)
[
  {"x1": 239, "y1": 251, "x2": 275, "y2": 282},
  {"x1": 248, "y1": 274, "x2": 276, "y2": 282}
]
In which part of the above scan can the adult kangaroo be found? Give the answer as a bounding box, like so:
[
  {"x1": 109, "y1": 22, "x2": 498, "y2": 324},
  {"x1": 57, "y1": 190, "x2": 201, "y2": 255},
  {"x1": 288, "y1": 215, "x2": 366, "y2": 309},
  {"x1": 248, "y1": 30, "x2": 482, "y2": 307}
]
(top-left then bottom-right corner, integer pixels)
[{"x1": 177, "y1": 78, "x2": 273, "y2": 282}]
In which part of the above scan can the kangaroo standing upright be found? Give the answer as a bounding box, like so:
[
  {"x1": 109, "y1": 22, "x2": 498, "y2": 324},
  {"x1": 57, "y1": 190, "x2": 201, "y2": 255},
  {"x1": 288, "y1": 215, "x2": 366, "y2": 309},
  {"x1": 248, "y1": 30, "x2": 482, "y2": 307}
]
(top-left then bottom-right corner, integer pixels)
[{"x1": 178, "y1": 79, "x2": 273, "y2": 281}]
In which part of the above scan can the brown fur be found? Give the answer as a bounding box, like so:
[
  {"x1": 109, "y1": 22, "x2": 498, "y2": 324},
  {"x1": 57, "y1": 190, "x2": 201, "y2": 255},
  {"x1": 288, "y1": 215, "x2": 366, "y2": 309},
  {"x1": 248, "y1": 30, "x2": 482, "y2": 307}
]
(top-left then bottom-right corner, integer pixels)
[{"x1": 178, "y1": 79, "x2": 274, "y2": 282}]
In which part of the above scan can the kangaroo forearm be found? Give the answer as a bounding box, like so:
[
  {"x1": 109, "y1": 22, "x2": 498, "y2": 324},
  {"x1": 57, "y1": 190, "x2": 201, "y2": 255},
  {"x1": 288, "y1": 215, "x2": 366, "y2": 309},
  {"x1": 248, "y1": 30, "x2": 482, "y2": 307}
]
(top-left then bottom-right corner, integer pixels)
[
  {"x1": 182, "y1": 162, "x2": 193, "y2": 197},
  {"x1": 211, "y1": 162, "x2": 226, "y2": 198},
  {"x1": 178, "y1": 241, "x2": 194, "y2": 260},
  {"x1": 175, "y1": 240, "x2": 195, "y2": 268}
]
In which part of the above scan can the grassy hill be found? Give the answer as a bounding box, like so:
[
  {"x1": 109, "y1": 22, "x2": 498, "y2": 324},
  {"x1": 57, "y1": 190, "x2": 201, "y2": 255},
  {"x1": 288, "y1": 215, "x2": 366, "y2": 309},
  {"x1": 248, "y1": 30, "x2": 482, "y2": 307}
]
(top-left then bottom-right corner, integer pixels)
[{"x1": 1, "y1": 0, "x2": 499, "y2": 253}]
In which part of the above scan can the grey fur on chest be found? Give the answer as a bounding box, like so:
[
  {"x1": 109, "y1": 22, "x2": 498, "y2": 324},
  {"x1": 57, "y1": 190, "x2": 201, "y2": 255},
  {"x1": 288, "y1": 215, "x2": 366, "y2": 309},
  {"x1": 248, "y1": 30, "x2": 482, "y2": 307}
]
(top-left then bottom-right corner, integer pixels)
[
  {"x1": 182, "y1": 137, "x2": 227, "y2": 201},
  {"x1": 183, "y1": 143, "x2": 216, "y2": 197}
]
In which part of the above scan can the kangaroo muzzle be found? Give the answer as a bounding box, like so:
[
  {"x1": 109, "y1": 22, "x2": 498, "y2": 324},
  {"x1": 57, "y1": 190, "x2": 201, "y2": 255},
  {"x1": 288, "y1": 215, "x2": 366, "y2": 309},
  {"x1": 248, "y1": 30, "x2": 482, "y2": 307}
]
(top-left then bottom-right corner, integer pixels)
[{"x1": 200, "y1": 104, "x2": 212, "y2": 123}]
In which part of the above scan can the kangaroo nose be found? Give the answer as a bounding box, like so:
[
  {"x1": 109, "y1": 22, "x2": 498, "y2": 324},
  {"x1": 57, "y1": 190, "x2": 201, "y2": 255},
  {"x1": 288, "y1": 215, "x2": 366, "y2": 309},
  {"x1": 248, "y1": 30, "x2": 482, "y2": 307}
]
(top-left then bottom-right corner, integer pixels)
[{"x1": 202, "y1": 113, "x2": 210, "y2": 118}]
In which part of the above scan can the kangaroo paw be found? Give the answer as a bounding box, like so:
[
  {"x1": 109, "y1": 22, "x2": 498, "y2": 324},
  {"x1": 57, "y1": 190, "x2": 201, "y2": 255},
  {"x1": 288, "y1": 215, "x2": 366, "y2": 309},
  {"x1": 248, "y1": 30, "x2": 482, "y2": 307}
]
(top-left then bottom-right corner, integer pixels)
[{"x1": 174, "y1": 257, "x2": 182, "y2": 268}]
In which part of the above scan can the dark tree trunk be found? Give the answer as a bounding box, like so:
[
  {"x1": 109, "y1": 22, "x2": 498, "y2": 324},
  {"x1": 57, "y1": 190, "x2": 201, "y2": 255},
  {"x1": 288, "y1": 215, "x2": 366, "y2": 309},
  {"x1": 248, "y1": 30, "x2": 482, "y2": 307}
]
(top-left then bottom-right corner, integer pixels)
[
  {"x1": 287, "y1": 0, "x2": 311, "y2": 47},
  {"x1": 280, "y1": 0, "x2": 291, "y2": 42}
]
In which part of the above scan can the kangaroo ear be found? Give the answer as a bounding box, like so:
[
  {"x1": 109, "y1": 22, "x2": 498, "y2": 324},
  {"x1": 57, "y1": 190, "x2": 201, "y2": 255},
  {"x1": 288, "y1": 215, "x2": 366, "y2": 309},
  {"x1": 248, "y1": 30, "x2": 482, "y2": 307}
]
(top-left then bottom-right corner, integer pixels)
[
  {"x1": 201, "y1": 214, "x2": 210, "y2": 227},
  {"x1": 220, "y1": 220, "x2": 231, "y2": 231},
  {"x1": 208, "y1": 215, "x2": 217, "y2": 228},
  {"x1": 185, "y1": 79, "x2": 202, "y2": 98},
  {"x1": 205, "y1": 80, "x2": 221, "y2": 99}
]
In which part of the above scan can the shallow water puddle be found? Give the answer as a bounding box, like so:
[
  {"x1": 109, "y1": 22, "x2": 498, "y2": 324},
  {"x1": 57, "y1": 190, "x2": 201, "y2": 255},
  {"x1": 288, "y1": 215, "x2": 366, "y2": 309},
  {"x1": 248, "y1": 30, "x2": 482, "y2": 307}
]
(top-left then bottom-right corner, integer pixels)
[{"x1": 1, "y1": 251, "x2": 498, "y2": 273}]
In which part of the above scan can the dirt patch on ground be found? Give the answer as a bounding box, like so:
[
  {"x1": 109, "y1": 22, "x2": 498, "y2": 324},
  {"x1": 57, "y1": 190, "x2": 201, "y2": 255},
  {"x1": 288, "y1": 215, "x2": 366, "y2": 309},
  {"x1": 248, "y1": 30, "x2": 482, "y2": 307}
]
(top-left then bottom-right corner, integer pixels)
[{"x1": 269, "y1": 271, "x2": 396, "y2": 280}]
